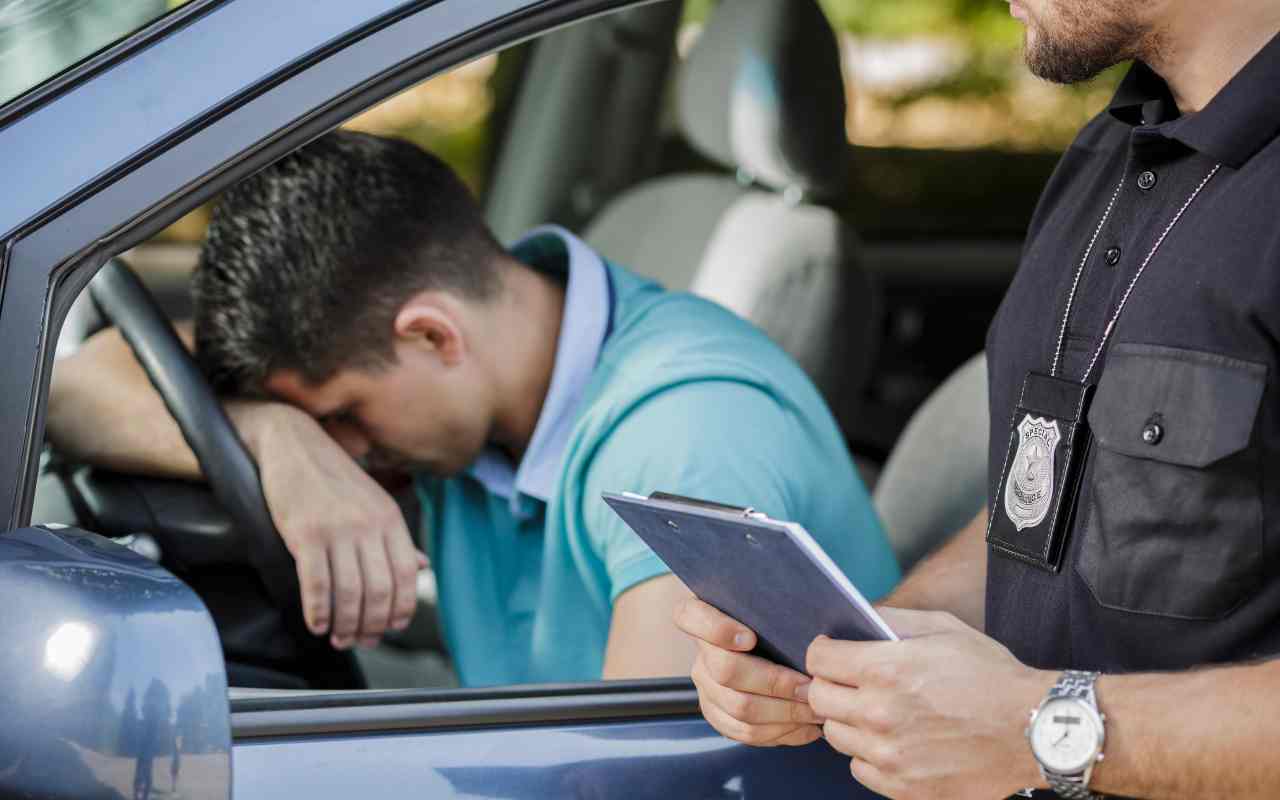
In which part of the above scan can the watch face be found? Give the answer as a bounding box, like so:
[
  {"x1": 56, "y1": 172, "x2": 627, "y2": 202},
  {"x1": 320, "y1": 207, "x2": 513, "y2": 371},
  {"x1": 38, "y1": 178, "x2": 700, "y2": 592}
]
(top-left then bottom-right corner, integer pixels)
[{"x1": 1029, "y1": 697, "x2": 1101, "y2": 773}]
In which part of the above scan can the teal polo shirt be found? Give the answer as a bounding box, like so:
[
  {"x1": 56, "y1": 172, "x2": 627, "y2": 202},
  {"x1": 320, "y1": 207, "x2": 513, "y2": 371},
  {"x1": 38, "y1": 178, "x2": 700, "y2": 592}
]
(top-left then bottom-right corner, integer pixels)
[{"x1": 415, "y1": 226, "x2": 900, "y2": 687}]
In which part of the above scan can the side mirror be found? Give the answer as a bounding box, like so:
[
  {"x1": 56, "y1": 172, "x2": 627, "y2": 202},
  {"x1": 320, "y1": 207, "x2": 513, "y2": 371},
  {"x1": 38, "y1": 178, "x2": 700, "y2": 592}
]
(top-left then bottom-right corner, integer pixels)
[{"x1": 0, "y1": 525, "x2": 231, "y2": 800}]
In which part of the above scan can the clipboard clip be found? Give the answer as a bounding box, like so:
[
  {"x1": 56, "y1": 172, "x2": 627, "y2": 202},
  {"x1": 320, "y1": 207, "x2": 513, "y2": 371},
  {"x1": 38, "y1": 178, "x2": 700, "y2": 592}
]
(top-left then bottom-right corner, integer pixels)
[{"x1": 640, "y1": 491, "x2": 769, "y2": 520}]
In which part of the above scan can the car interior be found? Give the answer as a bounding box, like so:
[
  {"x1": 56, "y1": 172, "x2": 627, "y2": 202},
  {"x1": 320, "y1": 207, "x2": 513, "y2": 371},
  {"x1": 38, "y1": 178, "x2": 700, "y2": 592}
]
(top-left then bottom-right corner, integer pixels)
[{"x1": 30, "y1": 0, "x2": 1057, "y2": 692}]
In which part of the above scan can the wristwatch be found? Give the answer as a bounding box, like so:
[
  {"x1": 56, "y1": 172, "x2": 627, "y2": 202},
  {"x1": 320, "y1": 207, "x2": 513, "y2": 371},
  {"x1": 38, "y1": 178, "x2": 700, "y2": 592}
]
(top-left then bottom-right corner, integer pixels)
[{"x1": 1026, "y1": 670, "x2": 1106, "y2": 799}]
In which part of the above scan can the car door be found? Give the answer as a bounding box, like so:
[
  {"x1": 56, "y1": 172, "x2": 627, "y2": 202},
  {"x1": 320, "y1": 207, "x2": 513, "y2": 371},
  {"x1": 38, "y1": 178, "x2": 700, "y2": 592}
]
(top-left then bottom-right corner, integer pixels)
[
  {"x1": 0, "y1": 1, "x2": 880, "y2": 797},
  {"x1": 228, "y1": 682, "x2": 864, "y2": 799}
]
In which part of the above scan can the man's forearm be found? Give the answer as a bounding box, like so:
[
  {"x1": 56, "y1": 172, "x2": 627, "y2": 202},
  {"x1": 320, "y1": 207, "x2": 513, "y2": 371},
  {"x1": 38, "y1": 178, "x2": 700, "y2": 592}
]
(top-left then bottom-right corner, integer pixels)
[
  {"x1": 1088, "y1": 659, "x2": 1280, "y2": 799},
  {"x1": 48, "y1": 326, "x2": 287, "y2": 481},
  {"x1": 882, "y1": 507, "x2": 988, "y2": 629},
  {"x1": 48, "y1": 326, "x2": 205, "y2": 479}
]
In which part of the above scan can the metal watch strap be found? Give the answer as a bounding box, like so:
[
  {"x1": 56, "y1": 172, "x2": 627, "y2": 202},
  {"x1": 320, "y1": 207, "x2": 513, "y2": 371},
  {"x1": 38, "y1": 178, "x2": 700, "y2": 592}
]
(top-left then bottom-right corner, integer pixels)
[
  {"x1": 1050, "y1": 670, "x2": 1099, "y2": 705},
  {"x1": 1045, "y1": 670, "x2": 1102, "y2": 800},
  {"x1": 1049, "y1": 772, "x2": 1097, "y2": 800}
]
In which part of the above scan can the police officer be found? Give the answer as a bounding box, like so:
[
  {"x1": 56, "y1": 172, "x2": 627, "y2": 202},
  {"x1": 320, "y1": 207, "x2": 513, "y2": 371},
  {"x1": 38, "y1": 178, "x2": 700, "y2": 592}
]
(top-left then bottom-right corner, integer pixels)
[{"x1": 674, "y1": 1, "x2": 1280, "y2": 797}]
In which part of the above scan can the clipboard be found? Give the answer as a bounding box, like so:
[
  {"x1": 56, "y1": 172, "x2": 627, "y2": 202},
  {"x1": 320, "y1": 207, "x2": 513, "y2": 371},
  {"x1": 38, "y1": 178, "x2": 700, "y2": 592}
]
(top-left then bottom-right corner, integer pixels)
[{"x1": 603, "y1": 491, "x2": 897, "y2": 674}]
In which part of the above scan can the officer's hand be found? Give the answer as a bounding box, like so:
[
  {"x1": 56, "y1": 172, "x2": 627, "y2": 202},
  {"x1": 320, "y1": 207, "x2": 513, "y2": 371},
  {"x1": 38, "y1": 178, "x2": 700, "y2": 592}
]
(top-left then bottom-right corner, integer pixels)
[
  {"x1": 231, "y1": 402, "x2": 427, "y2": 650},
  {"x1": 806, "y1": 607, "x2": 1052, "y2": 799},
  {"x1": 674, "y1": 597, "x2": 823, "y2": 746}
]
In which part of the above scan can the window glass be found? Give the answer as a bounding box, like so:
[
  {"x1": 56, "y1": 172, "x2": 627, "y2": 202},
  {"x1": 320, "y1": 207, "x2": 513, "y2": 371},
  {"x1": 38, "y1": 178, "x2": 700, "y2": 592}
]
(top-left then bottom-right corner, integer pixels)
[{"x1": 0, "y1": 0, "x2": 191, "y2": 107}]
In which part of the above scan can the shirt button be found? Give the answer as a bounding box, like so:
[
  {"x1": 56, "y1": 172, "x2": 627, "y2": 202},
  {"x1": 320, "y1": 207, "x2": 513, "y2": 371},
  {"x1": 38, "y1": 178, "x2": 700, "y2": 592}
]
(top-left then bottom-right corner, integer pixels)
[
  {"x1": 1104, "y1": 246, "x2": 1122, "y2": 266},
  {"x1": 1142, "y1": 421, "x2": 1164, "y2": 445},
  {"x1": 1137, "y1": 170, "x2": 1158, "y2": 190}
]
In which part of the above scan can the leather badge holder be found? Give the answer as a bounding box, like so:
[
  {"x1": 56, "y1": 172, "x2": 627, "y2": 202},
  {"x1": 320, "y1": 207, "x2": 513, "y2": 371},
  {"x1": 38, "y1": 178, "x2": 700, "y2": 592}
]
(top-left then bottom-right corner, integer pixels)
[{"x1": 987, "y1": 372, "x2": 1095, "y2": 573}]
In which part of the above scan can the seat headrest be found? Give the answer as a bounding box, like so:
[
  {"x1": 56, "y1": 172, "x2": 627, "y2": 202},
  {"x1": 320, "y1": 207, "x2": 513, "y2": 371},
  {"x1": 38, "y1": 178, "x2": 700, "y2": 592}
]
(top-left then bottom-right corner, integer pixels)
[{"x1": 678, "y1": 0, "x2": 850, "y2": 200}]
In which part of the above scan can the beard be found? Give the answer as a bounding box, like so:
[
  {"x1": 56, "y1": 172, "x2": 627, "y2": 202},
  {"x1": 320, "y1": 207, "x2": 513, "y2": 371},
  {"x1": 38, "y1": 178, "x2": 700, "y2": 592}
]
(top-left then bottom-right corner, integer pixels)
[{"x1": 1021, "y1": 1, "x2": 1148, "y2": 84}]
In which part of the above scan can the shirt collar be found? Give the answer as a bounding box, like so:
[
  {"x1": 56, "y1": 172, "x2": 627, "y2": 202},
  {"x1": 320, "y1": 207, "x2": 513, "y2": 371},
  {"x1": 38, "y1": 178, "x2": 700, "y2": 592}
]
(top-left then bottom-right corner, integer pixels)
[
  {"x1": 466, "y1": 225, "x2": 613, "y2": 517},
  {"x1": 1107, "y1": 31, "x2": 1280, "y2": 168}
]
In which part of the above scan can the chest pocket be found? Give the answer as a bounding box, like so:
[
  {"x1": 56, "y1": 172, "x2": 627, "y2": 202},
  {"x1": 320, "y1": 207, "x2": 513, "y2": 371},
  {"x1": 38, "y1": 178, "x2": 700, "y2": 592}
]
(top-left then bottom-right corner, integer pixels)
[{"x1": 1076, "y1": 343, "x2": 1267, "y2": 619}]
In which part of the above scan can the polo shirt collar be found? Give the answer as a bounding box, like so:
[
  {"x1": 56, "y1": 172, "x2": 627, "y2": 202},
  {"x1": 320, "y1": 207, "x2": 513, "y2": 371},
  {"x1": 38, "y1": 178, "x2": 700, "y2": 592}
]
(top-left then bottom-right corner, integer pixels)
[
  {"x1": 467, "y1": 225, "x2": 612, "y2": 517},
  {"x1": 1107, "y1": 31, "x2": 1280, "y2": 168}
]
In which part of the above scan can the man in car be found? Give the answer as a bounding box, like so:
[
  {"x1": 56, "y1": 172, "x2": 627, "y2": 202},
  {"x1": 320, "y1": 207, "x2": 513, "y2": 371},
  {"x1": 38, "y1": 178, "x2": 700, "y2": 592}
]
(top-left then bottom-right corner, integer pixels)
[
  {"x1": 676, "y1": 1, "x2": 1280, "y2": 798},
  {"x1": 47, "y1": 130, "x2": 900, "y2": 686}
]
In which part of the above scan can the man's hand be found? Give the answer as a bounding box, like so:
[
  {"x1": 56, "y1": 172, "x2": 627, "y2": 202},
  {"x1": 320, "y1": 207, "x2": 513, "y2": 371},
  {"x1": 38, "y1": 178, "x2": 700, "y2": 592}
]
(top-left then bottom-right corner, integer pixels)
[
  {"x1": 806, "y1": 607, "x2": 1053, "y2": 800},
  {"x1": 674, "y1": 597, "x2": 824, "y2": 747},
  {"x1": 233, "y1": 402, "x2": 426, "y2": 650}
]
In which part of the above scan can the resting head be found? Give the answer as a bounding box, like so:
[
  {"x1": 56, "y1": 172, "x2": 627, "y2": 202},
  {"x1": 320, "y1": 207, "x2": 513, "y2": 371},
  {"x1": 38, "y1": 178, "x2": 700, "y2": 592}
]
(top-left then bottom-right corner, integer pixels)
[{"x1": 193, "y1": 130, "x2": 555, "y2": 478}]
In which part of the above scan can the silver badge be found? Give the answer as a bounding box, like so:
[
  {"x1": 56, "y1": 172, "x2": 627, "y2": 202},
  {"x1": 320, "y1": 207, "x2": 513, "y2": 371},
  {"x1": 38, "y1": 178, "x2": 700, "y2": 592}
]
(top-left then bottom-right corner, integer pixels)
[{"x1": 1004, "y1": 414, "x2": 1061, "y2": 532}]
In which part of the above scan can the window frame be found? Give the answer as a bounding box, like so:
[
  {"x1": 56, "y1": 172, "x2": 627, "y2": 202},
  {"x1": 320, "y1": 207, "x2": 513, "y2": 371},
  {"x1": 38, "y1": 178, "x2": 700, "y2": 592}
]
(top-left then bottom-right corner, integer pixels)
[{"x1": 228, "y1": 680, "x2": 698, "y2": 738}]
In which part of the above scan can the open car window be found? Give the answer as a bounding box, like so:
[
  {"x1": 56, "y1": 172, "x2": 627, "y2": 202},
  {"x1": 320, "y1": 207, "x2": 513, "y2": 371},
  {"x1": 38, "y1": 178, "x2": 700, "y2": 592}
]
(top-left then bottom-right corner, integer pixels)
[{"x1": 23, "y1": 0, "x2": 1122, "y2": 697}]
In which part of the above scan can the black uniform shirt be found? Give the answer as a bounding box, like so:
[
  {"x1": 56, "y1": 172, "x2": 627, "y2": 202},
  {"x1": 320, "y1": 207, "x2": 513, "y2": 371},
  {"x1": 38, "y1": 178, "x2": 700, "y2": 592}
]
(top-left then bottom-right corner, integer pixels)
[{"x1": 985, "y1": 32, "x2": 1280, "y2": 672}]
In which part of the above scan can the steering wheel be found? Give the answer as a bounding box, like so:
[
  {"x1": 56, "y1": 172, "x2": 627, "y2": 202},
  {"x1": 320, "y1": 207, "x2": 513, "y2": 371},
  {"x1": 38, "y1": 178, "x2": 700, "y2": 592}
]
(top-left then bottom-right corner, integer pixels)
[{"x1": 85, "y1": 258, "x2": 362, "y2": 688}]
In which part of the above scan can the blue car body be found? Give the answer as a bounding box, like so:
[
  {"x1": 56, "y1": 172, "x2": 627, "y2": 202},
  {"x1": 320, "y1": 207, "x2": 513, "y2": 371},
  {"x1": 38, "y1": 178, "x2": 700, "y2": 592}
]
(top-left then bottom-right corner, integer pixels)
[{"x1": 0, "y1": 1, "x2": 883, "y2": 797}]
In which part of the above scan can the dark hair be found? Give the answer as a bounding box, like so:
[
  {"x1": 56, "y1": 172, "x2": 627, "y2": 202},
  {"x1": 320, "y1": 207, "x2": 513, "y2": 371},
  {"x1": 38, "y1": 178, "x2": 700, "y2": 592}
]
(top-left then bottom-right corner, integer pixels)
[{"x1": 193, "y1": 130, "x2": 503, "y2": 395}]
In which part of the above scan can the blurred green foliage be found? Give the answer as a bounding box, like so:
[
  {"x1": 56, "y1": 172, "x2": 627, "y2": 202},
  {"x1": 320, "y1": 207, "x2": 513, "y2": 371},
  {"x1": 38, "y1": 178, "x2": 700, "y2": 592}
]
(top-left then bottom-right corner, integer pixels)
[
  {"x1": 688, "y1": 0, "x2": 1126, "y2": 101},
  {"x1": 160, "y1": 0, "x2": 1130, "y2": 241},
  {"x1": 378, "y1": 113, "x2": 491, "y2": 195},
  {"x1": 824, "y1": 0, "x2": 1019, "y2": 39},
  {"x1": 685, "y1": 0, "x2": 1022, "y2": 41}
]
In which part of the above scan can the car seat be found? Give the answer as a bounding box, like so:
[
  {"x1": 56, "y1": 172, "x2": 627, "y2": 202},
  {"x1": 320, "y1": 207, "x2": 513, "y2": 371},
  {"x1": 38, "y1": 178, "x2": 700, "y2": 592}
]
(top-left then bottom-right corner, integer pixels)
[
  {"x1": 872, "y1": 352, "x2": 989, "y2": 572},
  {"x1": 583, "y1": 0, "x2": 878, "y2": 431}
]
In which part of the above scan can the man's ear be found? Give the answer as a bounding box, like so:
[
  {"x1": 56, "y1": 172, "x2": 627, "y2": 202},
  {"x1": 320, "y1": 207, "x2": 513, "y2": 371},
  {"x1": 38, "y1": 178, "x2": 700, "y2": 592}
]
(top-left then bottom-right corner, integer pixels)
[{"x1": 393, "y1": 293, "x2": 466, "y2": 366}]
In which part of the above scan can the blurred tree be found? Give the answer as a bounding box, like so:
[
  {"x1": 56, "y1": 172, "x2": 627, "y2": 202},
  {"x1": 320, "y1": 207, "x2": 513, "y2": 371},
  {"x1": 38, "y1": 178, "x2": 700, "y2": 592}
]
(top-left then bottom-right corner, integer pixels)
[
  {"x1": 151, "y1": 0, "x2": 1127, "y2": 243},
  {"x1": 685, "y1": 0, "x2": 1125, "y2": 151},
  {"x1": 342, "y1": 55, "x2": 499, "y2": 194}
]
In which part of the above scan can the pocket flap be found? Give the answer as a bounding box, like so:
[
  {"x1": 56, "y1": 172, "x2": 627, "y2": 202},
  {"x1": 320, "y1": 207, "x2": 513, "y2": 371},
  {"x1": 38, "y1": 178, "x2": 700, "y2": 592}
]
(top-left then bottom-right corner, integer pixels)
[{"x1": 1087, "y1": 343, "x2": 1266, "y2": 468}]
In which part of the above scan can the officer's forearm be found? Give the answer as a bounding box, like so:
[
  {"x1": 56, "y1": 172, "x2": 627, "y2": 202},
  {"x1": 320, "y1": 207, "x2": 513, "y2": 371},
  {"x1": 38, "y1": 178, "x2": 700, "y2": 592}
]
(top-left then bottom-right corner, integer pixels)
[
  {"x1": 1088, "y1": 658, "x2": 1280, "y2": 798},
  {"x1": 881, "y1": 507, "x2": 988, "y2": 629}
]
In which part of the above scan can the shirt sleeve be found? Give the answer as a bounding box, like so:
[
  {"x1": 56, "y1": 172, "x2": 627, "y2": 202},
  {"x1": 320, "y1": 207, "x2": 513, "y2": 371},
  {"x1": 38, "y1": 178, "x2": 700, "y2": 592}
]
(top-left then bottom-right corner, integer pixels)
[{"x1": 579, "y1": 379, "x2": 798, "y2": 602}]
